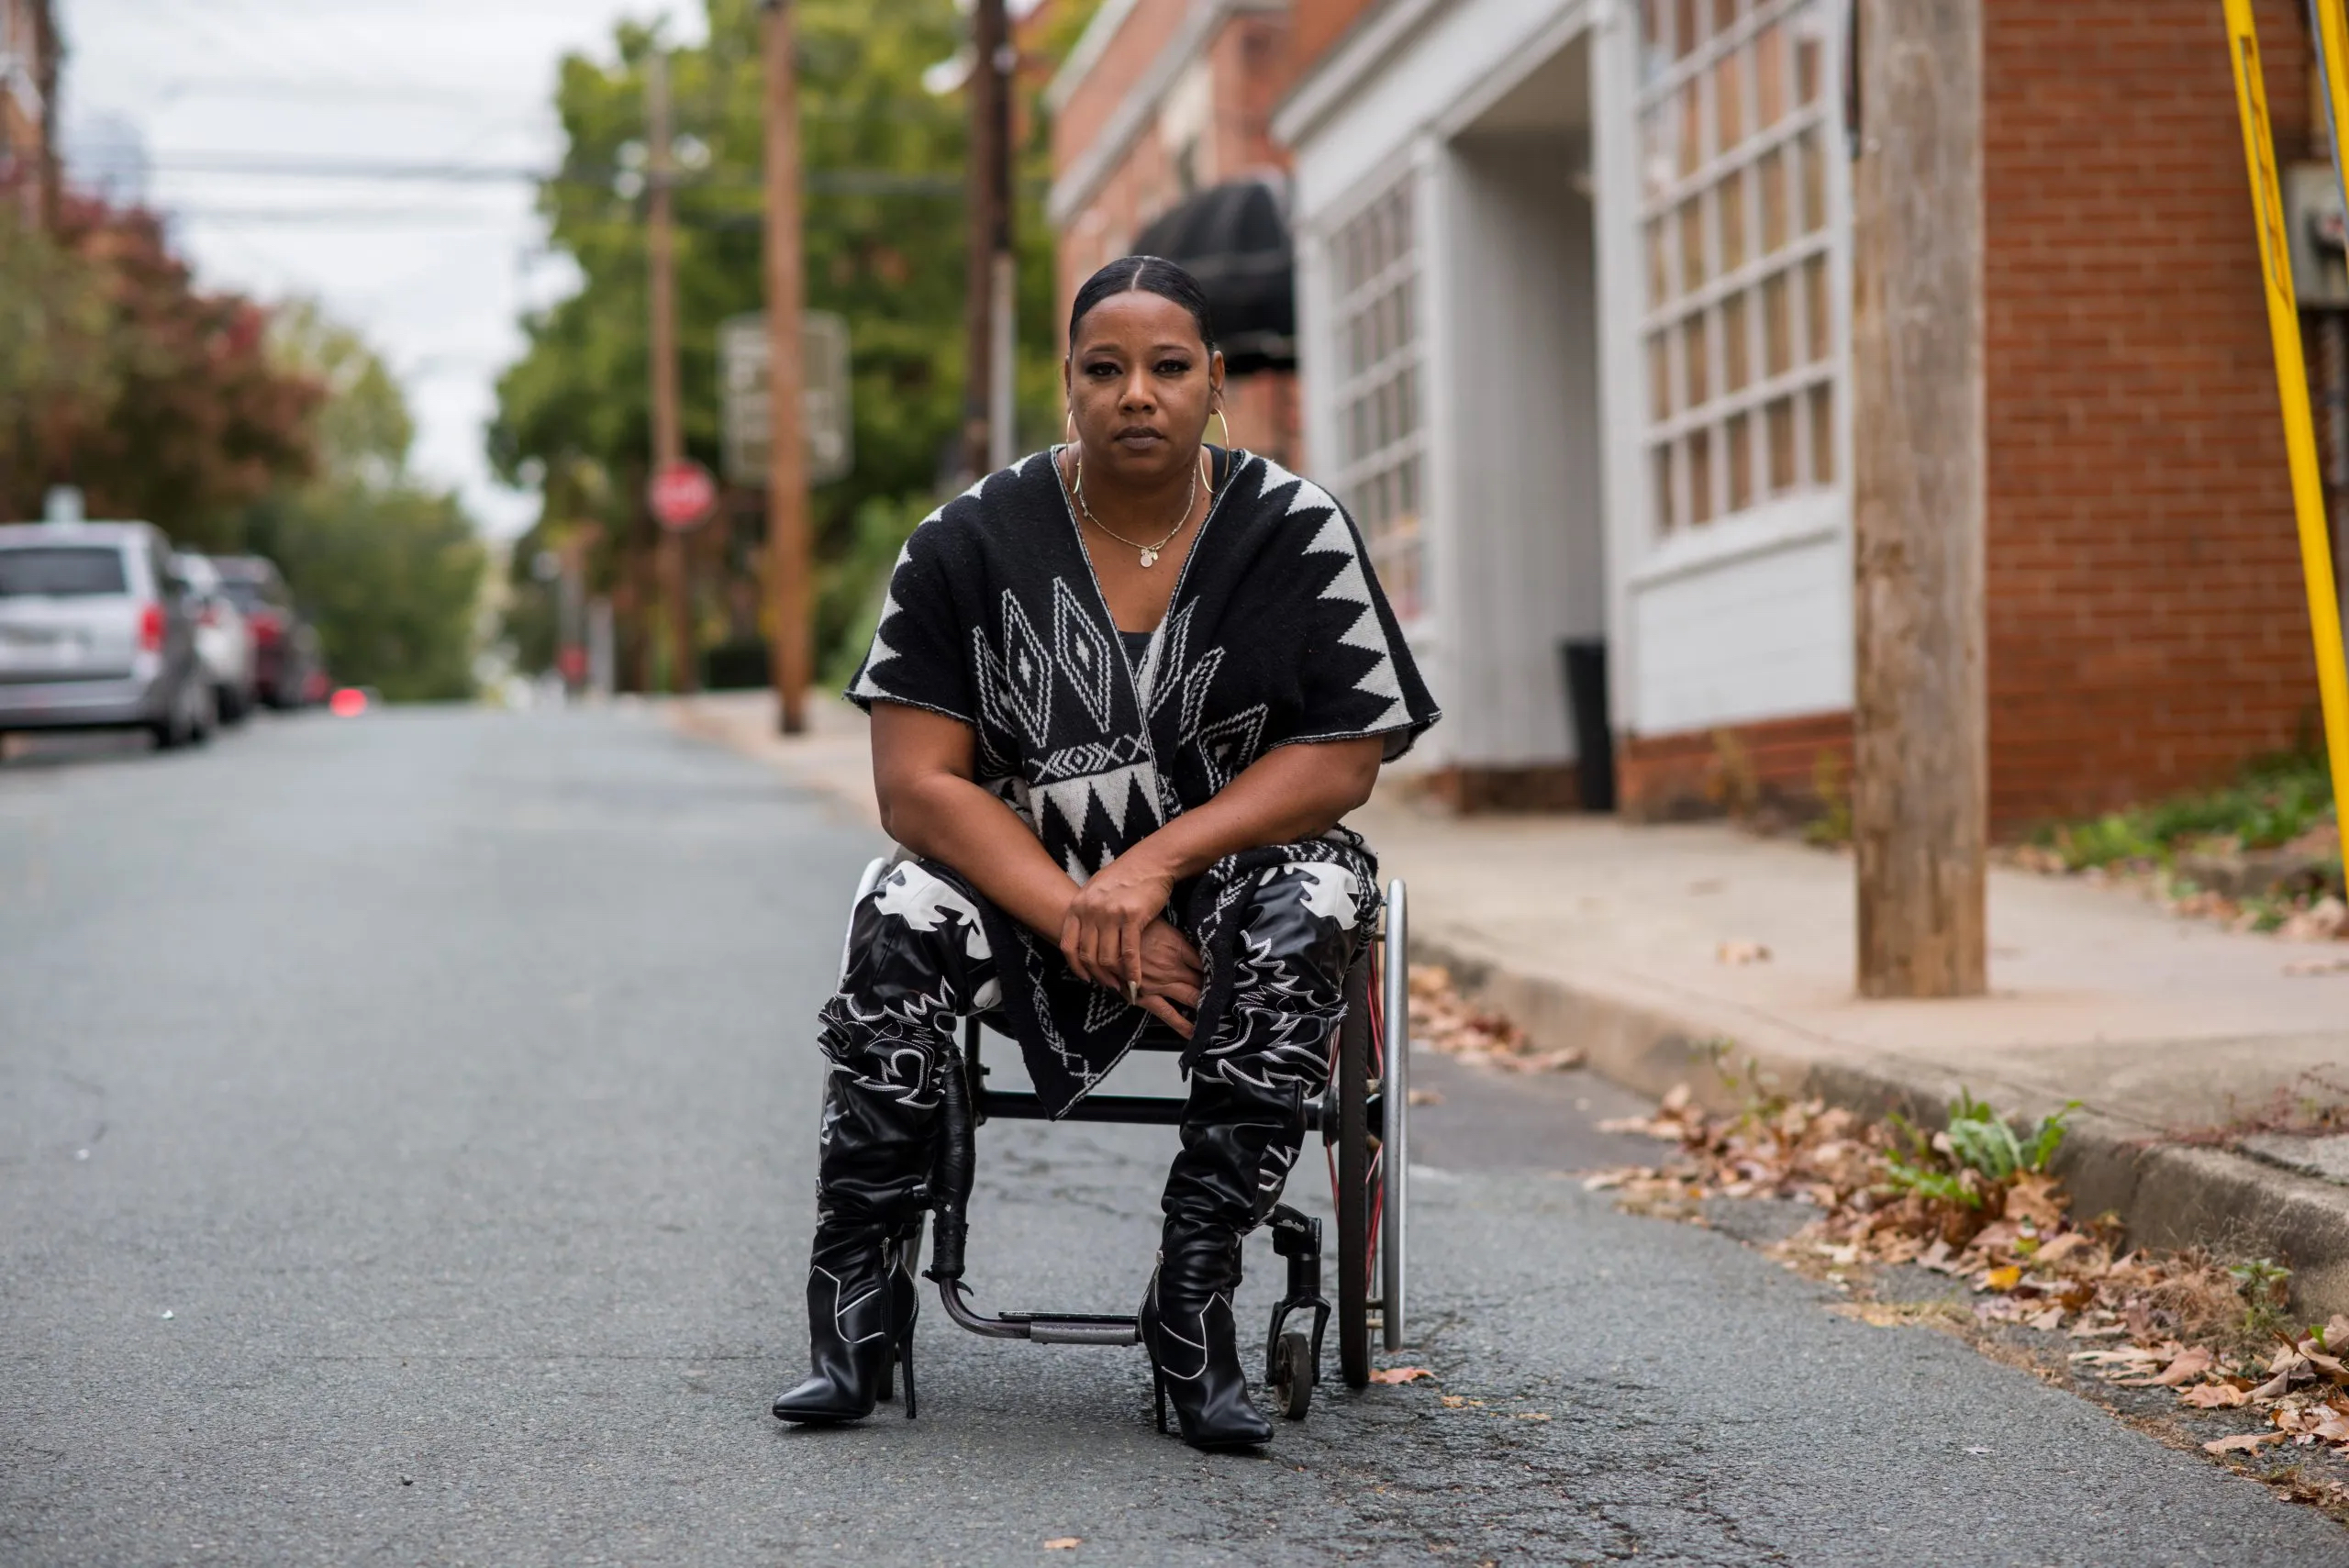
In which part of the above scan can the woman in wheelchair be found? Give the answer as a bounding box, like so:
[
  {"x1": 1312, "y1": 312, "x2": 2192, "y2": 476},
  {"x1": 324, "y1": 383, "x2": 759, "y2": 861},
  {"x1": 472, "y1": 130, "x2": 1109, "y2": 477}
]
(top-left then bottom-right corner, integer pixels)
[{"x1": 772, "y1": 257, "x2": 1438, "y2": 1451}]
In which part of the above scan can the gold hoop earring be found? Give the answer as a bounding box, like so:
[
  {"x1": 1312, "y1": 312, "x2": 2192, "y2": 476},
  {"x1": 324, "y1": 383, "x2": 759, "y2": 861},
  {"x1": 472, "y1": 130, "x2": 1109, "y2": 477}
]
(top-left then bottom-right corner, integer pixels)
[
  {"x1": 1063, "y1": 407, "x2": 1076, "y2": 448},
  {"x1": 1208, "y1": 408, "x2": 1233, "y2": 451}
]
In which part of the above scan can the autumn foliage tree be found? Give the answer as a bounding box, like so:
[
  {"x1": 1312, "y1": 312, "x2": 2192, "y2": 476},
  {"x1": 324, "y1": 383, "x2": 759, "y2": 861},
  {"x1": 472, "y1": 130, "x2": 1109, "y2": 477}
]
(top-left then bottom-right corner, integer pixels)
[{"x1": 1, "y1": 195, "x2": 320, "y2": 540}]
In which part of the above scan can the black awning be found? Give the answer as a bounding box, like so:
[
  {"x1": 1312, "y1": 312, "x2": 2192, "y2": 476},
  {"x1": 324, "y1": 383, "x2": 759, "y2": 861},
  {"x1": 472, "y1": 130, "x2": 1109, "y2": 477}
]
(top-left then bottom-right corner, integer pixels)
[{"x1": 1130, "y1": 177, "x2": 1296, "y2": 375}]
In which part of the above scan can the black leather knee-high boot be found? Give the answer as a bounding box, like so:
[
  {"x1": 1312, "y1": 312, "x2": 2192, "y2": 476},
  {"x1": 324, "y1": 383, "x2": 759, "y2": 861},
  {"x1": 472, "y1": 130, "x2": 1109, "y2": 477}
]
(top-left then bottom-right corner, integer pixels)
[
  {"x1": 1139, "y1": 1073, "x2": 1303, "y2": 1450},
  {"x1": 773, "y1": 1063, "x2": 932, "y2": 1425}
]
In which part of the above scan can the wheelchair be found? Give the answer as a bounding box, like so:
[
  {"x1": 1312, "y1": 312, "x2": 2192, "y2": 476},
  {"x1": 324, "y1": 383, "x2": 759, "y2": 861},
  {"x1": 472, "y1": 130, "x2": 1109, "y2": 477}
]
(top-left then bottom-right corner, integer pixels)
[{"x1": 839, "y1": 856, "x2": 1412, "y2": 1421}]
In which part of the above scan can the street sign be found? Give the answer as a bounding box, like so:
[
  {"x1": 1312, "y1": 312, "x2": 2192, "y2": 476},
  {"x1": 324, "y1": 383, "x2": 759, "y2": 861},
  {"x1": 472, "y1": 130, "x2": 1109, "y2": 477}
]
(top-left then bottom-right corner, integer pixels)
[
  {"x1": 719, "y1": 310, "x2": 852, "y2": 488},
  {"x1": 649, "y1": 460, "x2": 718, "y2": 531}
]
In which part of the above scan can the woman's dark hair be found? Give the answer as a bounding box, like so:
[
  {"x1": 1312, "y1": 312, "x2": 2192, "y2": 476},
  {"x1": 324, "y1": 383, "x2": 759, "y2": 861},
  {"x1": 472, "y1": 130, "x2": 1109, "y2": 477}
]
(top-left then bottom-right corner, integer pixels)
[{"x1": 1066, "y1": 255, "x2": 1218, "y2": 355}]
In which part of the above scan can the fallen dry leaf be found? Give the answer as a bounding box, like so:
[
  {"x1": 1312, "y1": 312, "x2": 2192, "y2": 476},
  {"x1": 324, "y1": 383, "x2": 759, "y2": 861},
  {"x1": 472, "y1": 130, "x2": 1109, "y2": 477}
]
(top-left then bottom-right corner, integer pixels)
[
  {"x1": 1368, "y1": 1366, "x2": 1434, "y2": 1385},
  {"x1": 1833, "y1": 1301, "x2": 1963, "y2": 1329},
  {"x1": 1716, "y1": 940, "x2": 1772, "y2": 965},
  {"x1": 2024, "y1": 1306, "x2": 2066, "y2": 1332},
  {"x1": 1515, "y1": 1412, "x2": 1553, "y2": 1421},
  {"x1": 2204, "y1": 1432, "x2": 2288, "y2": 1455},
  {"x1": 2179, "y1": 1383, "x2": 2252, "y2": 1409},
  {"x1": 2279, "y1": 896, "x2": 2349, "y2": 943},
  {"x1": 2291, "y1": 1407, "x2": 2349, "y2": 1443},
  {"x1": 2066, "y1": 1318, "x2": 2128, "y2": 1340},
  {"x1": 1407, "y1": 1088, "x2": 1445, "y2": 1106},
  {"x1": 2143, "y1": 1347, "x2": 2216, "y2": 1388},
  {"x1": 2006, "y1": 1177, "x2": 2066, "y2": 1230},
  {"x1": 1496, "y1": 1046, "x2": 1588, "y2": 1073},
  {"x1": 1438, "y1": 1395, "x2": 1484, "y2": 1408},
  {"x1": 1982, "y1": 1265, "x2": 2023, "y2": 1294},
  {"x1": 2324, "y1": 1315, "x2": 2349, "y2": 1353},
  {"x1": 1408, "y1": 965, "x2": 1535, "y2": 1062},
  {"x1": 2033, "y1": 1231, "x2": 2093, "y2": 1267},
  {"x1": 1043, "y1": 1540, "x2": 1082, "y2": 1551}
]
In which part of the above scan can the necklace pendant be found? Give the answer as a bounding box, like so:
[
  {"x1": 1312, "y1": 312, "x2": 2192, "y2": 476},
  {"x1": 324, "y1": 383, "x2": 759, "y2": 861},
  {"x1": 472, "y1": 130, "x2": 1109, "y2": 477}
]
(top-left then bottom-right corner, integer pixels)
[{"x1": 1139, "y1": 547, "x2": 1159, "y2": 568}]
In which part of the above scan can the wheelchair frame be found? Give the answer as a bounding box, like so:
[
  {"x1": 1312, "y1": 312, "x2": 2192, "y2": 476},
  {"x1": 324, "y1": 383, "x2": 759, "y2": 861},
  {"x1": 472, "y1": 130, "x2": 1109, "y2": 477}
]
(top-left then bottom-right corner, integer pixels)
[{"x1": 840, "y1": 856, "x2": 1410, "y2": 1418}]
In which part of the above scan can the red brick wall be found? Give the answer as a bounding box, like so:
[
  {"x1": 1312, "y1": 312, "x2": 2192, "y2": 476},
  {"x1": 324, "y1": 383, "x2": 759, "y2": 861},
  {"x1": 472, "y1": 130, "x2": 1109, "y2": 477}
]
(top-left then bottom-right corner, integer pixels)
[
  {"x1": 1286, "y1": 0, "x2": 1377, "y2": 74},
  {"x1": 1982, "y1": 0, "x2": 2325, "y2": 825},
  {"x1": 1052, "y1": 2, "x2": 1190, "y2": 186},
  {"x1": 1617, "y1": 711, "x2": 1854, "y2": 824},
  {"x1": 1051, "y1": 2, "x2": 1366, "y2": 470}
]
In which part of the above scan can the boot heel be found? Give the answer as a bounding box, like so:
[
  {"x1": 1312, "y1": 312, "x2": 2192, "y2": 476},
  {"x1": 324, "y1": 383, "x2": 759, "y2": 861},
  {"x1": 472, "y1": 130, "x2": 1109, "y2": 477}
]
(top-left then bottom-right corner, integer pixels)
[
  {"x1": 1152, "y1": 1363, "x2": 1169, "y2": 1434},
  {"x1": 900, "y1": 1332, "x2": 918, "y2": 1420}
]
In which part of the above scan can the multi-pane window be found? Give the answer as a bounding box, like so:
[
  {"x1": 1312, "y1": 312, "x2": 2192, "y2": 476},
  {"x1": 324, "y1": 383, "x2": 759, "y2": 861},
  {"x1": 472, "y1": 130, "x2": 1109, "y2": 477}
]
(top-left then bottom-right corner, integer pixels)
[
  {"x1": 1638, "y1": 0, "x2": 1842, "y2": 536},
  {"x1": 1328, "y1": 177, "x2": 1425, "y2": 620}
]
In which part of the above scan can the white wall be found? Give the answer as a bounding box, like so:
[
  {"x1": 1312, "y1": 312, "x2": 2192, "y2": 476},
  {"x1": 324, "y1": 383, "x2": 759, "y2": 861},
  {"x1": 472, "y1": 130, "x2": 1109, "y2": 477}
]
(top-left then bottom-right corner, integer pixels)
[
  {"x1": 1629, "y1": 528, "x2": 1848, "y2": 732},
  {"x1": 1435, "y1": 135, "x2": 1604, "y2": 764}
]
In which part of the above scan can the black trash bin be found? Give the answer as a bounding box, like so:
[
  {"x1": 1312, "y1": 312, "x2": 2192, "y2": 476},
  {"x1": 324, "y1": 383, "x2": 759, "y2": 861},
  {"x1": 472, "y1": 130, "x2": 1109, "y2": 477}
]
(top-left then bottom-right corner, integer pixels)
[{"x1": 1559, "y1": 639, "x2": 1616, "y2": 812}]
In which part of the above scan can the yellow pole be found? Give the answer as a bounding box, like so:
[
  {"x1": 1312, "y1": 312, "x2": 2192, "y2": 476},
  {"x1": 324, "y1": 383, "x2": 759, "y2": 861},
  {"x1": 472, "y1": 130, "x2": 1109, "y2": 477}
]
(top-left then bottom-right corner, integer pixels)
[{"x1": 2222, "y1": 0, "x2": 2349, "y2": 843}]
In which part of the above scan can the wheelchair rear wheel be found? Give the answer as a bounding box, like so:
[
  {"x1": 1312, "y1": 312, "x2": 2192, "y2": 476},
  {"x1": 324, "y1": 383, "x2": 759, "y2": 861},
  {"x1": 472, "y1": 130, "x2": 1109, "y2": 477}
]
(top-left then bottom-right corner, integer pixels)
[{"x1": 1333, "y1": 947, "x2": 1376, "y2": 1388}]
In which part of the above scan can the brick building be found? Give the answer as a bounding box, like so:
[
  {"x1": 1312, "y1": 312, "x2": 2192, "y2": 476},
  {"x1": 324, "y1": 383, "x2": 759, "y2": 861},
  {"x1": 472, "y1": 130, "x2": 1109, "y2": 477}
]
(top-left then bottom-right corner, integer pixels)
[
  {"x1": 1055, "y1": 0, "x2": 2343, "y2": 827},
  {"x1": 0, "y1": 0, "x2": 57, "y2": 226},
  {"x1": 1047, "y1": 0, "x2": 1382, "y2": 468}
]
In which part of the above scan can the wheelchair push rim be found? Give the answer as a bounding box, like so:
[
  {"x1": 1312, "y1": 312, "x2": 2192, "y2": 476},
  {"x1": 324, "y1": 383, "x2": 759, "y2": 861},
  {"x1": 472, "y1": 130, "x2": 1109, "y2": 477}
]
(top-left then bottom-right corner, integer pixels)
[{"x1": 1328, "y1": 878, "x2": 1408, "y2": 1388}]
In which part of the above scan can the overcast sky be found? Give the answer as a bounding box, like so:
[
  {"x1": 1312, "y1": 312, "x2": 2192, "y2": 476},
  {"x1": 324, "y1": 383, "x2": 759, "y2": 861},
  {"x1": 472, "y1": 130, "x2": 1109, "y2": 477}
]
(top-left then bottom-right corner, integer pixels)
[{"x1": 58, "y1": 0, "x2": 711, "y2": 540}]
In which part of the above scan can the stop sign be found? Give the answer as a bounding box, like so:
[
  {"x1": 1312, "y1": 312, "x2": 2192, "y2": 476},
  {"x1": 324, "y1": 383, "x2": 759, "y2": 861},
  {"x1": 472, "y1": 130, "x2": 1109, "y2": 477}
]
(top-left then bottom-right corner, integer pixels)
[{"x1": 649, "y1": 460, "x2": 718, "y2": 531}]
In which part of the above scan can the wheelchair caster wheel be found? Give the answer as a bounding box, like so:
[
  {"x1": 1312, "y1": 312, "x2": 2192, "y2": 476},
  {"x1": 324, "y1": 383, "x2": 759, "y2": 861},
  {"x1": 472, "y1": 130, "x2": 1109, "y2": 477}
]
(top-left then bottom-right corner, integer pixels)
[{"x1": 1270, "y1": 1329, "x2": 1313, "y2": 1420}]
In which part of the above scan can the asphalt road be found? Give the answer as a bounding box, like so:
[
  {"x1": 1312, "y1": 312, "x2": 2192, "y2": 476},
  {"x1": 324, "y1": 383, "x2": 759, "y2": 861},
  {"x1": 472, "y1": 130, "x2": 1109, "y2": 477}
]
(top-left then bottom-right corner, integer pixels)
[{"x1": 4, "y1": 706, "x2": 2344, "y2": 1567}]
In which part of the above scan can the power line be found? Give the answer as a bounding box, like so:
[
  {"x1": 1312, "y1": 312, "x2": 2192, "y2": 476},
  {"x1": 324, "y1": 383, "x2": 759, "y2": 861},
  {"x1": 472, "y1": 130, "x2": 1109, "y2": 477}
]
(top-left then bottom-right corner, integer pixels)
[{"x1": 143, "y1": 152, "x2": 973, "y2": 197}]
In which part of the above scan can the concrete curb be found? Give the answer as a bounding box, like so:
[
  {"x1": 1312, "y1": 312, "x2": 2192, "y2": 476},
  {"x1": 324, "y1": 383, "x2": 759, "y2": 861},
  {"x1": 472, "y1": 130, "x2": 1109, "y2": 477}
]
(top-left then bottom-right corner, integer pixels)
[{"x1": 1414, "y1": 920, "x2": 2349, "y2": 1317}]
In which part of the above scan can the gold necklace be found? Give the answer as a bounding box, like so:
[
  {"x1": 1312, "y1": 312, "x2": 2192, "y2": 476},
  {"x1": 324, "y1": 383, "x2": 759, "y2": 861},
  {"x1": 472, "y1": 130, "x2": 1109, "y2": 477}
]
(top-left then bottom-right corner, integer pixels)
[{"x1": 1071, "y1": 450, "x2": 1201, "y2": 569}]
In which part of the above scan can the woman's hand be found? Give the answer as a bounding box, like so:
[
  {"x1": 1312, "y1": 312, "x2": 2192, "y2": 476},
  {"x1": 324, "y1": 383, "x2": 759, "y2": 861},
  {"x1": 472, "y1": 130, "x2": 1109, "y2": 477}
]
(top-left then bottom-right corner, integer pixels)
[
  {"x1": 1132, "y1": 919, "x2": 1202, "y2": 1039},
  {"x1": 1060, "y1": 849, "x2": 1186, "y2": 1021}
]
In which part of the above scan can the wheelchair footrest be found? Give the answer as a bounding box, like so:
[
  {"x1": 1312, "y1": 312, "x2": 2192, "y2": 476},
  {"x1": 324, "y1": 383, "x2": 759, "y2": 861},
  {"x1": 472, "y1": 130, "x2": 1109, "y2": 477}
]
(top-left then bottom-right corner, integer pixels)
[{"x1": 1001, "y1": 1313, "x2": 1140, "y2": 1347}]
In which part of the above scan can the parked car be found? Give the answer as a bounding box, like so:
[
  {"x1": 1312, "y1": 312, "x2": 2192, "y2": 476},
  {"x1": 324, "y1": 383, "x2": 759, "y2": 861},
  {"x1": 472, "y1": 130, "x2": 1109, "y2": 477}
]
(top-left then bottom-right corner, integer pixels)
[
  {"x1": 209, "y1": 556, "x2": 319, "y2": 709},
  {"x1": 175, "y1": 551, "x2": 258, "y2": 725},
  {"x1": 0, "y1": 520, "x2": 215, "y2": 749}
]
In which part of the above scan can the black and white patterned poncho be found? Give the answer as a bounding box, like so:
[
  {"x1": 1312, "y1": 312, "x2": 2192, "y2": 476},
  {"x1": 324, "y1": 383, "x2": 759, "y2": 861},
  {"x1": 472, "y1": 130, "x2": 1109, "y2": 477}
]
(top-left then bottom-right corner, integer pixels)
[{"x1": 845, "y1": 447, "x2": 1441, "y2": 1116}]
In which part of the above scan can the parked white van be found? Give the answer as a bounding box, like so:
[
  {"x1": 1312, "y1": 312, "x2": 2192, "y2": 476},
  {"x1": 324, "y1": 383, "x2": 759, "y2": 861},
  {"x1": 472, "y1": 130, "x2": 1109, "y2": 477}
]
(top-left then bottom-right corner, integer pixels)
[{"x1": 0, "y1": 521, "x2": 216, "y2": 750}]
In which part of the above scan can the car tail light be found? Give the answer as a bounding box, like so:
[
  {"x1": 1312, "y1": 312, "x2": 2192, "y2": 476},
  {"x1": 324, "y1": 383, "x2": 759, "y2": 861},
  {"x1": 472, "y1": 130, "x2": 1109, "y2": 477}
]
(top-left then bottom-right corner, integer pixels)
[
  {"x1": 249, "y1": 611, "x2": 282, "y2": 644},
  {"x1": 138, "y1": 603, "x2": 164, "y2": 652}
]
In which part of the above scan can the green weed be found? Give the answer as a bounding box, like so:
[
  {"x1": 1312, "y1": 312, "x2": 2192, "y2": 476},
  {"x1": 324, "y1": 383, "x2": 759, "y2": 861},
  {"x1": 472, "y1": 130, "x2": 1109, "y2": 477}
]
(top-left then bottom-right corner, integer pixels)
[
  {"x1": 1881, "y1": 1091, "x2": 2076, "y2": 1207},
  {"x1": 2034, "y1": 753, "x2": 2336, "y2": 875},
  {"x1": 2228, "y1": 1257, "x2": 2295, "y2": 1343}
]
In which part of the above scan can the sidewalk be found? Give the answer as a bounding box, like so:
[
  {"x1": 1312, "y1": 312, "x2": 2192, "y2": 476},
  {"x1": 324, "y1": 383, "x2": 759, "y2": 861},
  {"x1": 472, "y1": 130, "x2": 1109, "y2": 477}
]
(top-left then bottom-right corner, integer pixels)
[{"x1": 673, "y1": 691, "x2": 2349, "y2": 1311}]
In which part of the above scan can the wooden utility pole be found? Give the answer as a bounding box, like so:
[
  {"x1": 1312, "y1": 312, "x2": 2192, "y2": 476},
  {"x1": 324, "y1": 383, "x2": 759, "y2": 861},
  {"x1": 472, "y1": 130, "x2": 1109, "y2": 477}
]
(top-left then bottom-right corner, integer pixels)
[
  {"x1": 961, "y1": 0, "x2": 1016, "y2": 479},
  {"x1": 646, "y1": 47, "x2": 698, "y2": 695},
  {"x1": 762, "y1": 0, "x2": 813, "y2": 734},
  {"x1": 1850, "y1": 0, "x2": 1987, "y2": 998},
  {"x1": 32, "y1": 0, "x2": 61, "y2": 232}
]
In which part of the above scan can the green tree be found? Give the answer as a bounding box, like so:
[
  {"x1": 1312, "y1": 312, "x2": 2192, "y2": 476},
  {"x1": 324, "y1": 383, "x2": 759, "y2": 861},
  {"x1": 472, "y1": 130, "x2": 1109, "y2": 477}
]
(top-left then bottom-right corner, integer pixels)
[
  {"x1": 233, "y1": 305, "x2": 486, "y2": 702},
  {"x1": 489, "y1": 0, "x2": 1066, "y2": 682}
]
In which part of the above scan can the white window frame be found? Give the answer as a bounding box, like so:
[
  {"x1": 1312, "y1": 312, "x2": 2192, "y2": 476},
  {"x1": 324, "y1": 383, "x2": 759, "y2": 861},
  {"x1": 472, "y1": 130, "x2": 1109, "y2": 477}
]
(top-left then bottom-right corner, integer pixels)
[
  {"x1": 1323, "y1": 171, "x2": 1430, "y2": 624},
  {"x1": 1633, "y1": 0, "x2": 1849, "y2": 544}
]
